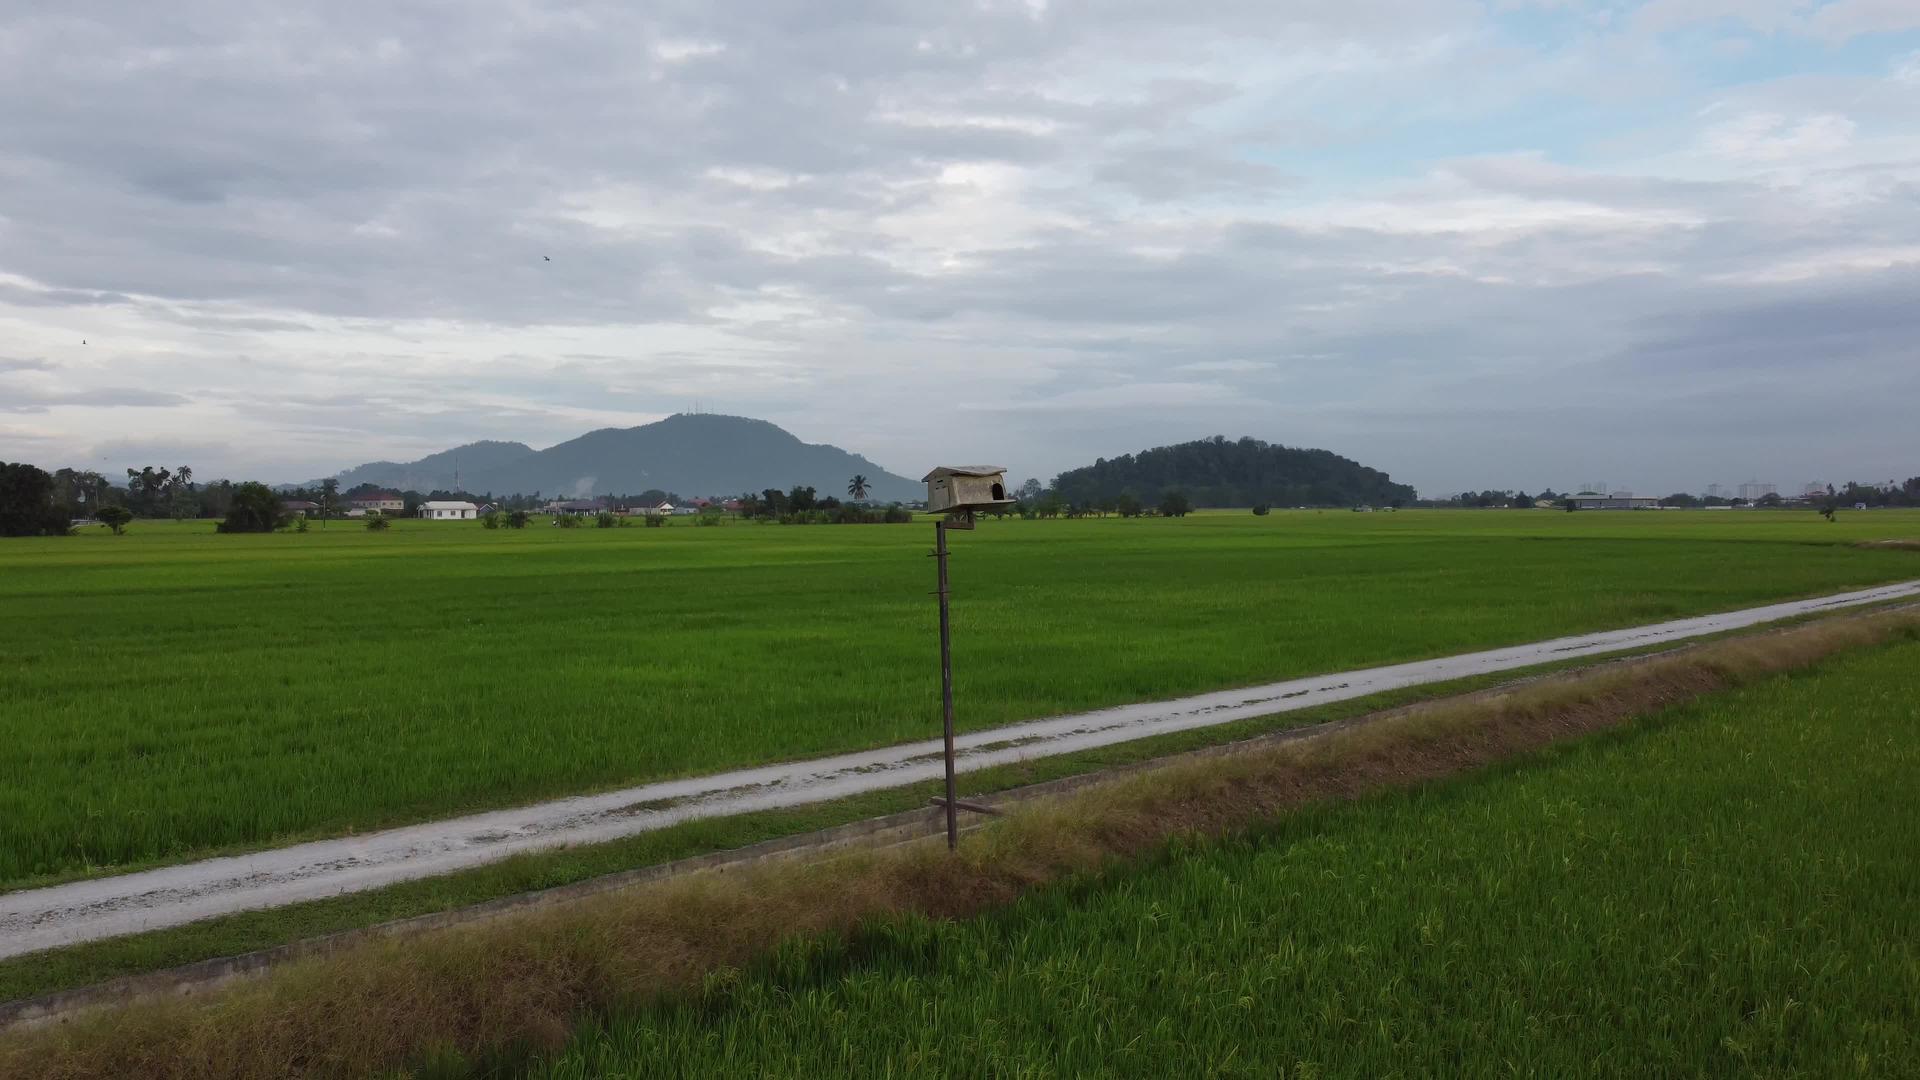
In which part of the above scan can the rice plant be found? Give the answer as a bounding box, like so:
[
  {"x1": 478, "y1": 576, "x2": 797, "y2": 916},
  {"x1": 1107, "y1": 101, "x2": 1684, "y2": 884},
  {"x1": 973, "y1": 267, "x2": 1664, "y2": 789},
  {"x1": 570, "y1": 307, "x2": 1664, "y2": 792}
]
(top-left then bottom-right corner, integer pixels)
[{"x1": 0, "y1": 510, "x2": 1914, "y2": 885}]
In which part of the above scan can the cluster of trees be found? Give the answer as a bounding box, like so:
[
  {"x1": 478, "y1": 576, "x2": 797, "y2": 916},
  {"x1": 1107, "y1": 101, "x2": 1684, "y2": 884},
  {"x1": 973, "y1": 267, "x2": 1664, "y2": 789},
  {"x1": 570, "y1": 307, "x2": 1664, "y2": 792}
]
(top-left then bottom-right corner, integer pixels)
[
  {"x1": 1822, "y1": 479, "x2": 1920, "y2": 508},
  {"x1": 1009, "y1": 487, "x2": 1193, "y2": 518},
  {"x1": 1048, "y1": 436, "x2": 1416, "y2": 510},
  {"x1": 0, "y1": 462, "x2": 73, "y2": 536},
  {"x1": 735, "y1": 484, "x2": 912, "y2": 524},
  {"x1": 481, "y1": 510, "x2": 534, "y2": 529},
  {"x1": 47, "y1": 468, "x2": 118, "y2": 517},
  {"x1": 214, "y1": 483, "x2": 290, "y2": 533},
  {"x1": 121, "y1": 465, "x2": 204, "y2": 518},
  {"x1": 0, "y1": 461, "x2": 295, "y2": 536},
  {"x1": 38, "y1": 463, "x2": 254, "y2": 521},
  {"x1": 1655, "y1": 492, "x2": 1770, "y2": 508},
  {"x1": 1424, "y1": 490, "x2": 1540, "y2": 509}
]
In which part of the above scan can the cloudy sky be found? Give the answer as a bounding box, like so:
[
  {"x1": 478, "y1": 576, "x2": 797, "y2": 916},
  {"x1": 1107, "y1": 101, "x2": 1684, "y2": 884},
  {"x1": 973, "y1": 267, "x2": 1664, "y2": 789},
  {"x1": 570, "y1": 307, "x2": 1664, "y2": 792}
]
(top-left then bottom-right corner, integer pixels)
[{"x1": 2, "y1": 1, "x2": 1916, "y2": 497}]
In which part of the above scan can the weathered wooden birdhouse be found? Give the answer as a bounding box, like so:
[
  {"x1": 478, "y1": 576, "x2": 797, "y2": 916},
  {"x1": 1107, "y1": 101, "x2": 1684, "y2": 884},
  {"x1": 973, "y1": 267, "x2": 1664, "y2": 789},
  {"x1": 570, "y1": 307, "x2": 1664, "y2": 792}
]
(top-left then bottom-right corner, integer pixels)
[{"x1": 922, "y1": 466, "x2": 1013, "y2": 513}]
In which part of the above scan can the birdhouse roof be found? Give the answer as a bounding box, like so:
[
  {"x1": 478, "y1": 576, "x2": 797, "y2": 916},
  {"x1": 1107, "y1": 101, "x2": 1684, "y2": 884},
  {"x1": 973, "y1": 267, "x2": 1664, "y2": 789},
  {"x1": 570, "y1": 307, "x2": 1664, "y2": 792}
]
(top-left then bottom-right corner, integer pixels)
[{"x1": 921, "y1": 465, "x2": 1006, "y2": 481}]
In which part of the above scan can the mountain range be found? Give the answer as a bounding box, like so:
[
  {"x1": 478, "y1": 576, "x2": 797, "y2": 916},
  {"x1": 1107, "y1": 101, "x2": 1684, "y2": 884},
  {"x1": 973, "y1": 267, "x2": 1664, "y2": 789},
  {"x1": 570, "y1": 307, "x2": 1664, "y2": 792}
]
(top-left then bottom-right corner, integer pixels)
[{"x1": 322, "y1": 414, "x2": 920, "y2": 501}]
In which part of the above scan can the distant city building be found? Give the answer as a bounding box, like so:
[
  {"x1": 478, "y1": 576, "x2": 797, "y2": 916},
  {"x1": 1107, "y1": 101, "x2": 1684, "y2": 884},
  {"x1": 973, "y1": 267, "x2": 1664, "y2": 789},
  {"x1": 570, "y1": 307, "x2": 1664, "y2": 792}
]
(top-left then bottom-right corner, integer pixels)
[
  {"x1": 1803, "y1": 482, "x2": 1828, "y2": 499},
  {"x1": 1705, "y1": 483, "x2": 1728, "y2": 500},
  {"x1": 1566, "y1": 494, "x2": 1660, "y2": 511},
  {"x1": 1736, "y1": 481, "x2": 1777, "y2": 502}
]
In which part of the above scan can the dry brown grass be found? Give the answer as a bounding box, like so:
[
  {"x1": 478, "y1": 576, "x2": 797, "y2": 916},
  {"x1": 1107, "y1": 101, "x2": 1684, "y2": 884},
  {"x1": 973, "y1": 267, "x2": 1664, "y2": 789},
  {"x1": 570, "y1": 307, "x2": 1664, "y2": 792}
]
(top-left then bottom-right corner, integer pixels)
[{"x1": 7, "y1": 607, "x2": 1918, "y2": 1080}]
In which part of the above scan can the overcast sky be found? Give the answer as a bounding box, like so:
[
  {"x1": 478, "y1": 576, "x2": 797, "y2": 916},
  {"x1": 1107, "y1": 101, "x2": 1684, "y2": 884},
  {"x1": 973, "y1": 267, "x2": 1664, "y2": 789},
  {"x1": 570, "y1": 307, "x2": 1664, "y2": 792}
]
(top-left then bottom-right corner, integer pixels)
[{"x1": 2, "y1": 1, "x2": 1916, "y2": 497}]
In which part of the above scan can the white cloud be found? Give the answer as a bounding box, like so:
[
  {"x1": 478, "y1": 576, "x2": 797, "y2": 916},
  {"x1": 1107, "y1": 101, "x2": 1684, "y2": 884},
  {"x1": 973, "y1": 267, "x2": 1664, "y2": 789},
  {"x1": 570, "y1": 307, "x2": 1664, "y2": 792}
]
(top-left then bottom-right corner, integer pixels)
[
  {"x1": 1807, "y1": 0, "x2": 1920, "y2": 41},
  {"x1": 1633, "y1": 0, "x2": 1920, "y2": 41},
  {"x1": 1894, "y1": 49, "x2": 1920, "y2": 84},
  {"x1": 971, "y1": 381, "x2": 1256, "y2": 413},
  {"x1": 1632, "y1": 0, "x2": 1806, "y2": 35},
  {"x1": 652, "y1": 38, "x2": 725, "y2": 62},
  {"x1": 1699, "y1": 111, "x2": 1856, "y2": 163}
]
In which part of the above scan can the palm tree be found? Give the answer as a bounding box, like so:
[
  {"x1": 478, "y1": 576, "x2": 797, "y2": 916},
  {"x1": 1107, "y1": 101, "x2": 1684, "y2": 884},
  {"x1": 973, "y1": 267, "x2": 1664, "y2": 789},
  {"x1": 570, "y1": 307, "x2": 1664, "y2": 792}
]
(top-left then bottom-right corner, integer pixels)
[{"x1": 848, "y1": 474, "x2": 870, "y2": 501}]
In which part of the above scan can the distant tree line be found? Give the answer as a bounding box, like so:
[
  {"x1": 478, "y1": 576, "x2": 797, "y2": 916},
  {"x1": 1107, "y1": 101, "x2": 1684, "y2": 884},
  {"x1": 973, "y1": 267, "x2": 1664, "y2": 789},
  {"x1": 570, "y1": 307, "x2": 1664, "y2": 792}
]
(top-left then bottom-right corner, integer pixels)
[
  {"x1": 736, "y1": 484, "x2": 912, "y2": 524},
  {"x1": 1824, "y1": 479, "x2": 1920, "y2": 508},
  {"x1": 265, "y1": 482, "x2": 701, "y2": 516},
  {"x1": 1004, "y1": 485, "x2": 1192, "y2": 519},
  {"x1": 1424, "y1": 478, "x2": 1920, "y2": 512},
  {"x1": 1422, "y1": 489, "x2": 1544, "y2": 509},
  {"x1": 10, "y1": 451, "x2": 1918, "y2": 539}
]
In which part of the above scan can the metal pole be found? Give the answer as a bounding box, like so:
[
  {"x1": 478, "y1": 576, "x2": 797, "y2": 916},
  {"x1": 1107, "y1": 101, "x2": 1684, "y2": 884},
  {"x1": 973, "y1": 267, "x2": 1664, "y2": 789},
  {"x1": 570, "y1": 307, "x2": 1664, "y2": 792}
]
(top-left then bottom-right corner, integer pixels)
[{"x1": 935, "y1": 519, "x2": 958, "y2": 850}]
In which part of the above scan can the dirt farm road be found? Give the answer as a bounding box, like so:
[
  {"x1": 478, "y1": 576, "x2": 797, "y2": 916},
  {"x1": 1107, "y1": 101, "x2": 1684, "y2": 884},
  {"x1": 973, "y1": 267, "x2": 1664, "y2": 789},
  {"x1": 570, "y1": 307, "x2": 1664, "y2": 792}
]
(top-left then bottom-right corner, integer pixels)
[{"x1": 4, "y1": 580, "x2": 1917, "y2": 960}]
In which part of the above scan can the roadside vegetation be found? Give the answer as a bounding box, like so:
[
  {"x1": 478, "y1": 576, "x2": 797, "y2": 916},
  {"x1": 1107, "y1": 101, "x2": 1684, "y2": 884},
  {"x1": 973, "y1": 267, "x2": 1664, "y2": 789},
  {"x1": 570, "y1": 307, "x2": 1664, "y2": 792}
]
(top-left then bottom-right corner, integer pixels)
[
  {"x1": 532, "y1": 633, "x2": 1920, "y2": 1079},
  {"x1": 5, "y1": 608, "x2": 1915, "y2": 1079},
  {"x1": 1, "y1": 511, "x2": 1916, "y2": 887}
]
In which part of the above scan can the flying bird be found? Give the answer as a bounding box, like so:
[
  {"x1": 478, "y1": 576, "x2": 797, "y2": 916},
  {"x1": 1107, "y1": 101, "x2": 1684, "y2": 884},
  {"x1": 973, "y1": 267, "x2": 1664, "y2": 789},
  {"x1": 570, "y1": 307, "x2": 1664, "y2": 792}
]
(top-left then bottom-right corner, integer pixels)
[{"x1": 542, "y1": 256, "x2": 550, "y2": 261}]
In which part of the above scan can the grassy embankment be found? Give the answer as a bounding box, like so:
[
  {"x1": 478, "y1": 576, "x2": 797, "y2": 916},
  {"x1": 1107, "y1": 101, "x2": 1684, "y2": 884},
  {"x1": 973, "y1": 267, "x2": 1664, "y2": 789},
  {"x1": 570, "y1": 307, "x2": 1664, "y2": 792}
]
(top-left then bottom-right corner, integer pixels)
[
  {"x1": 531, "y1": 626, "x2": 1920, "y2": 1078},
  {"x1": 4, "y1": 607, "x2": 1916, "y2": 1079},
  {"x1": 2, "y1": 510, "x2": 1916, "y2": 889}
]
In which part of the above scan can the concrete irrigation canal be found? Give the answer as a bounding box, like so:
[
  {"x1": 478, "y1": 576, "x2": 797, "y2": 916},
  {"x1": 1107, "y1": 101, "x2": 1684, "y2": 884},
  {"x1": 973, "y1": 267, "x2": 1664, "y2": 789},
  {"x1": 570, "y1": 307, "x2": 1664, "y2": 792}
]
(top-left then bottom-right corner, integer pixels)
[{"x1": 5, "y1": 580, "x2": 1917, "y2": 960}]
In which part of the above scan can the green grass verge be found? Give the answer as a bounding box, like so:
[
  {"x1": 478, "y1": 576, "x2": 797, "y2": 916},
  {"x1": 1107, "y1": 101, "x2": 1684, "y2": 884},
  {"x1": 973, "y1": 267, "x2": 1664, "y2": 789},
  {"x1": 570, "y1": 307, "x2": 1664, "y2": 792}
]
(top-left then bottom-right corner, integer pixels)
[
  {"x1": 3, "y1": 509, "x2": 1917, "y2": 885},
  {"x1": 528, "y1": 637, "x2": 1920, "y2": 1079}
]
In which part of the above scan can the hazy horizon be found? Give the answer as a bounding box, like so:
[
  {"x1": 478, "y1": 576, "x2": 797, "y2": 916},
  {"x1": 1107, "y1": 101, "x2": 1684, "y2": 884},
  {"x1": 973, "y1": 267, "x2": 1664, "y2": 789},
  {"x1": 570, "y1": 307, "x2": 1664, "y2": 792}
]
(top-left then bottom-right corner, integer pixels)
[
  {"x1": 284, "y1": 414, "x2": 1884, "y2": 500},
  {"x1": 3, "y1": 2, "x2": 1916, "y2": 497}
]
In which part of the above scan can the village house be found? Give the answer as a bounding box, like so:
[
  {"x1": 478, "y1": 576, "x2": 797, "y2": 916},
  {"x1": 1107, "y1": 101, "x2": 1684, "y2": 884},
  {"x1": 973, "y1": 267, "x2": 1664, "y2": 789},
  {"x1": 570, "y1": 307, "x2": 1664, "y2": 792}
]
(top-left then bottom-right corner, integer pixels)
[{"x1": 418, "y1": 501, "x2": 480, "y2": 520}]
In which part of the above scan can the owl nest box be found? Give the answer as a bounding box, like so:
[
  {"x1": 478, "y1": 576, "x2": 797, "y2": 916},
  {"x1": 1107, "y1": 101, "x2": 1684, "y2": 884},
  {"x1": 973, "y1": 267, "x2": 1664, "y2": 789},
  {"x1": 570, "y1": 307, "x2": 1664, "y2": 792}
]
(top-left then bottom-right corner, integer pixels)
[{"x1": 922, "y1": 466, "x2": 1014, "y2": 513}]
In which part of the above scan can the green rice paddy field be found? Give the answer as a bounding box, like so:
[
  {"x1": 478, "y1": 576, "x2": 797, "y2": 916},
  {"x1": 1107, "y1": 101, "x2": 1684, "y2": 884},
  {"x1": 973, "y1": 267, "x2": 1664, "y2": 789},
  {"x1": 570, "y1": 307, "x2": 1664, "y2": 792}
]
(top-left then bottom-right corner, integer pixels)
[
  {"x1": 531, "y1": 635, "x2": 1920, "y2": 1079},
  {"x1": 2, "y1": 510, "x2": 1916, "y2": 887}
]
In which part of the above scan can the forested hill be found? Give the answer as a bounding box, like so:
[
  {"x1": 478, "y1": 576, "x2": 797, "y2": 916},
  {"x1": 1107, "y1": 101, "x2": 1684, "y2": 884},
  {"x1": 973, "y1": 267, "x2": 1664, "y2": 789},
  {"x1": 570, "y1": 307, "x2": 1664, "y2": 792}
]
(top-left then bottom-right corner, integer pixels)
[
  {"x1": 1050, "y1": 436, "x2": 1416, "y2": 508},
  {"x1": 317, "y1": 414, "x2": 919, "y2": 502}
]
